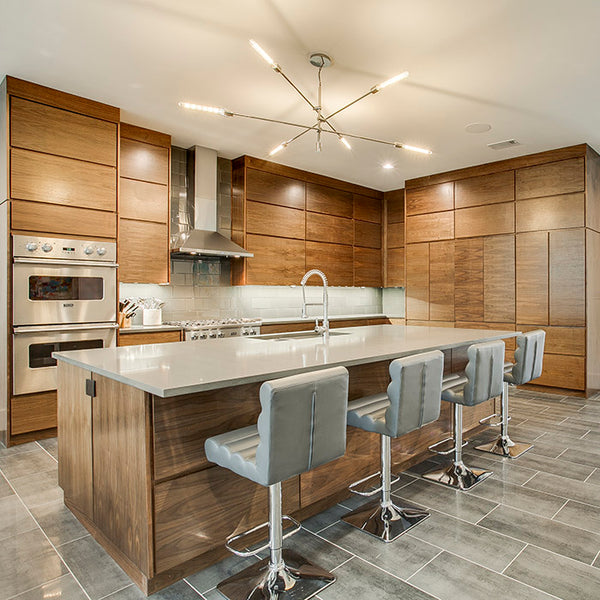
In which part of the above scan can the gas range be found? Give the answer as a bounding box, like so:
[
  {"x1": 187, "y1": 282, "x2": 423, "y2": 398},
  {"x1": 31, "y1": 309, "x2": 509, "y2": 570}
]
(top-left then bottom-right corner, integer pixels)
[{"x1": 166, "y1": 318, "x2": 262, "y2": 341}]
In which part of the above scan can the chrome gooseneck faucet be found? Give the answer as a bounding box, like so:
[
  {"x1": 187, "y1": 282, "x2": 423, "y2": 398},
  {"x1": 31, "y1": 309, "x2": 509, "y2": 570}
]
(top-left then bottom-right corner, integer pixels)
[{"x1": 300, "y1": 269, "x2": 329, "y2": 336}]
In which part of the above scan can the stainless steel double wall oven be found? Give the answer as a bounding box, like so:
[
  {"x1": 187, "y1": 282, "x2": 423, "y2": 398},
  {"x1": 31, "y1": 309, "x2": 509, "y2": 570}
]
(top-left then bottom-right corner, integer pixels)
[{"x1": 12, "y1": 235, "x2": 118, "y2": 395}]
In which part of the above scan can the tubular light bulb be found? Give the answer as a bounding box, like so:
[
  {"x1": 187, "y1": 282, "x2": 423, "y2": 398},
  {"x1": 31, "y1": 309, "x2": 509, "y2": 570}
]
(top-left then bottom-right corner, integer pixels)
[
  {"x1": 375, "y1": 71, "x2": 409, "y2": 91},
  {"x1": 178, "y1": 102, "x2": 226, "y2": 115},
  {"x1": 398, "y1": 143, "x2": 432, "y2": 155},
  {"x1": 383, "y1": 163, "x2": 394, "y2": 169},
  {"x1": 249, "y1": 39, "x2": 275, "y2": 66},
  {"x1": 339, "y1": 136, "x2": 351, "y2": 150},
  {"x1": 269, "y1": 143, "x2": 287, "y2": 156}
]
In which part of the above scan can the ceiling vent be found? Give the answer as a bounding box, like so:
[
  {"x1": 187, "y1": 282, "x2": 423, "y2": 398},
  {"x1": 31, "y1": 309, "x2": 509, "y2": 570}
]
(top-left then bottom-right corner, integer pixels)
[{"x1": 487, "y1": 139, "x2": 521, "y2": 150}]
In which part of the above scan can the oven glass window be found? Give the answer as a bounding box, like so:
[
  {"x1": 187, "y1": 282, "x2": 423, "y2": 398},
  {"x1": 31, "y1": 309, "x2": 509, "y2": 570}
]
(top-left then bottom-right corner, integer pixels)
[
  {"x1": 29, "y1": 339, "x2": 104, "y2": 369},
  {"x1": 28, "y1": 276, "x2": 104, "y2": 301}
]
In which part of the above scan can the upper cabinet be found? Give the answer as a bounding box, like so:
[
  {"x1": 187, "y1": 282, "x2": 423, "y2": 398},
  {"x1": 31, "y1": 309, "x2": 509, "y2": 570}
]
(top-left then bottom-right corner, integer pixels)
[
  {"x1": 384, "y1": 189, "x2": 405, "y2": 287},
  {"x1": 118, "y1": 123, "x2": 170, "y2": 284},
  {"x1": 231, "y1": 156, "x2": 383, "y2": 287}
]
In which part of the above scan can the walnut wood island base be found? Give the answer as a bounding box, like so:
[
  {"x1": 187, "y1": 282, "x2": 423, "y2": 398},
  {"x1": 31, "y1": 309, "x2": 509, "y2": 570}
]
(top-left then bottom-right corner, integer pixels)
[{"x1": 54, "y1": 325, "x2": 517, "y2": 594}]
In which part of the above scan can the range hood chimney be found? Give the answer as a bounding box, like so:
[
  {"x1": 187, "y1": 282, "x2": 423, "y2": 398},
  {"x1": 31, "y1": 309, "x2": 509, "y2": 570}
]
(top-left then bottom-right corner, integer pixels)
[{"x1": 170, "y1": 146, "x2": 253, "y2": 258}]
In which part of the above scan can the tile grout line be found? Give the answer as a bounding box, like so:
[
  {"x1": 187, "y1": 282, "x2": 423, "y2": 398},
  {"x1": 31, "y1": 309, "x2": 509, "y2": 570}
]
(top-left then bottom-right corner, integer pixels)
[
  {"x1": 584, "y1": 468, "x2": 597, "y2": 483},
  {"x1": 4, "y1": 574, "x2": 73, "y2": 600},
  {"x1": 475, "y1": 502, "x2": 499, "y2": 525},
  {"x1": 97, "y1": 583, "x2": 134, "y2": 600},
  {"x1": 554, "y1": 448, "x2": 568, "y2": 460},
  {"x1": 35, "y1": 440, "x2": 58, "y2": 464},
  {"x1": 520, "y1": 471, "x2": 539, "y2": 487},
  {"x1": 405, "y1": 549, "x2": 444, "y2": 582},
  {"x1": 549, "y1": 499, "x2": 570, "y2": 521},
  {"x1": 500, "y1": 543, "x2": 529, "y2": 575},
  {"x1": 592, "y1": 548, "x2": 600, "y2": 566},
  {"x1": 330, "y1": 555, "x2": 355, "y2": 572}
]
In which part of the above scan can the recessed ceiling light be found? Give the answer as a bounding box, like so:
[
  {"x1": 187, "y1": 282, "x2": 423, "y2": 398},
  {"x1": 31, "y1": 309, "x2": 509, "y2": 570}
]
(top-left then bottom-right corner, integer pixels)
[
  {"x1": 465, "y1": 122, "x2": 492, "y2": 134},
  {"x1": 383, "y1": 163, "x2": 394, "y2": 169}
]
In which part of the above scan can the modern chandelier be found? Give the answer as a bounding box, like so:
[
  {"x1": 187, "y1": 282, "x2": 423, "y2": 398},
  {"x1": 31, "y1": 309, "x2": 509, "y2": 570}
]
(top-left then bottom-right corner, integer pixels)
[{"x1": 179, "y1": 39, "x2": 432, "y2": 158}]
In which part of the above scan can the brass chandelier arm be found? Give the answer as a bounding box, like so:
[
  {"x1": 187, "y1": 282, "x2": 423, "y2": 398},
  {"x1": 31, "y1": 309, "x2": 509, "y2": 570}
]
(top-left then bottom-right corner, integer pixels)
[
  {"x1": 274, "y1": 66, "x2": 319, "y2": 113},
  {"x1": 324, "y1": 89, "x2": 376, "y2": 121}
]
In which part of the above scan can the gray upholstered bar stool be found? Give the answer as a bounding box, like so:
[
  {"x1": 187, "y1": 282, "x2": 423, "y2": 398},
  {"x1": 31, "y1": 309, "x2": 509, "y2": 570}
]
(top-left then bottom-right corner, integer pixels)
[
  {"x1": 204, "y1": 366, "x2": 349, "y2": 600},
  {"x1": 423, "y1": 340, "x2": 505, "y2": 490},
  {"x1": 475, "y1": 329, "x2": 546, "y2": 458},
  {"x1": 342, "y1": 350, "x2": 444, "y2": 542}
]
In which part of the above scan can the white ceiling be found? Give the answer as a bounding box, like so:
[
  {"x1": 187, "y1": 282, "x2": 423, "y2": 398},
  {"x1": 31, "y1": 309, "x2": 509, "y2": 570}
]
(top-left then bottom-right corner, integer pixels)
[{"x1": 1, "y1": 0, "x2": 600, "y2": 191}]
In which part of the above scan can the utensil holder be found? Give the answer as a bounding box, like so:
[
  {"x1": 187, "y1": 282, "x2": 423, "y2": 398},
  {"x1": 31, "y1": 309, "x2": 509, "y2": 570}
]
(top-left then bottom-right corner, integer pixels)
[
  {"x1": 143, "y1": 308, "x2": 162, "y2": 326},
  {"x1": 118, "y1": 312, "x2": 132, "y2": 328}
]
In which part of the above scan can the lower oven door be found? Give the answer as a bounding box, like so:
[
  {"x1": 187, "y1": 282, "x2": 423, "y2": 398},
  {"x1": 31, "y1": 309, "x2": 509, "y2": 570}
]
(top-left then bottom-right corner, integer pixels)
[
  {"x1": 13, "y1": 323, "x2": 118, "y2": 395},
  {"x1": 13, "y1": 259, "x2": 117, "y2": 326}
]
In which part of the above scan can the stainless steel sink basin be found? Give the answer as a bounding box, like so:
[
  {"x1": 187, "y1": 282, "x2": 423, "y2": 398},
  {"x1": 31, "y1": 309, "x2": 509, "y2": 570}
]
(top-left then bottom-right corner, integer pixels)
[{"x1": 251, "y1": 330, "x2": 350, "y2": 341}]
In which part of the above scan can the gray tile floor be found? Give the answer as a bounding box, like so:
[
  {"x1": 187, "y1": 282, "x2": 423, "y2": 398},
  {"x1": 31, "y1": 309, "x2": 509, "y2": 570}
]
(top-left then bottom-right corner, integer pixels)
[{"x1": 2, "y1": 388, "x2": 600, "y2": 599}]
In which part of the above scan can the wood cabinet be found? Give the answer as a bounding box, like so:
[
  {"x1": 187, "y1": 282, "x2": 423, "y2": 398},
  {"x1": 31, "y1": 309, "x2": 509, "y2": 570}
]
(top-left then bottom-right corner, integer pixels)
[
  {"x1": 429, "y1": 240, "x2": 454, "y2": 321},
  {"x1": 405, "y1": 182, "x2": 453, "y2": 215},
  {"x1": 247, "y1": 201, "x2": 304, "y2": 239},
  {"x1": 306, "y1": 182, "x2": 353, "y2": 217},
  {"x1": 454, "y1": 202, "x2": 514, "y2": 238},
  {"x1": 246, "y1": 234, "x2": 305, "y2": 286},
  {"x1": 454, "y1": 238, "x2": 484, "y2": 322},
  {"x1": 118, "y1": 123, "x2": 170, "y2": 284},
  {"x1": 11, "y1": 392, "x2": 57, "y2": 435},
  {"x1": 406, "y1": 243, "x2": 429, "y2": 320},
  {"x1": 246, "y1": 168, "x2": 305, "y2": 209},
  {"x1": 354, "y1": 247, "x2": 382, "y2": 287},
  {"x1": 385, "y1": 189, "x2": 405, "y2": 287},
  {"x1": 305, "y1": 242, "x2": 353, "y2": 287},
  {"x1": 406, "y1": 211, "x2": 454, "y2": 243},
  {"x1": 306, "y1": 212, "x2": 353, "y2": 245},
  {"x1": 118, "y1": 330, "x2": 182, "y2": 347},
  {"x1": 455, "y1": 171, "x2": 514, "y2": 208},
  {"x1": 516, "y1": 158, "x2": 584, "y2": 199},
  {"x1": 484, "y1": 235, "x2": 515, "y2": 323}
]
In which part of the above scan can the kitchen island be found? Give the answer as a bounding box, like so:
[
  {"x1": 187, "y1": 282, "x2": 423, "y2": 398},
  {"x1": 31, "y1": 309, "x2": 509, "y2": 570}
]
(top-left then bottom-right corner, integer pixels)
[{"x1": 54, "y1": 324, "x2": 518, "y2": 594}]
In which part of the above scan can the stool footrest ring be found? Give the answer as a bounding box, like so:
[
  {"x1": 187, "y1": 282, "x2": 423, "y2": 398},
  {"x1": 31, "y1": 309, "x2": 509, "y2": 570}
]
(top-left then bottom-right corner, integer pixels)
[
  {"x1": 479, "y1": 413, "x2": 510, "y2": 427},
  {"x1": 225, "y1": 515, "x2": 302, "y2": 558},
  {"x1": 348, "y1": 471, "x2": 400, "y2": 497},
  {"x1": 428, "y1": 437, "x2": 468, "y2": 455}
]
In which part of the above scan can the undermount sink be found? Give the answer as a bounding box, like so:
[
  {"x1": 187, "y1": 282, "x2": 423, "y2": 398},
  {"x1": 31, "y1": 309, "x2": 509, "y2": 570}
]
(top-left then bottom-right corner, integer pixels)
[{"x1": 251, "y1": 330, "x2": 350, "y2": 341}]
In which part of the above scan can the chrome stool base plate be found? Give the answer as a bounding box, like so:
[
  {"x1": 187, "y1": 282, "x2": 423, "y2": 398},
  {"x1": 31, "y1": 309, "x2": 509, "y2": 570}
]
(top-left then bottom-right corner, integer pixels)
[
  {"x1": 341, "y1": 499, "x2": 430, "y2": 542},
  {"x1": 474, "y1": 437, "x2": 533, "y2": 459},
  {"x1": 217, "y1": 549, "x2": 335, "y2": 600},
  {"x1": 422, "y1": 463, "x2": 492, "y2": 490}
]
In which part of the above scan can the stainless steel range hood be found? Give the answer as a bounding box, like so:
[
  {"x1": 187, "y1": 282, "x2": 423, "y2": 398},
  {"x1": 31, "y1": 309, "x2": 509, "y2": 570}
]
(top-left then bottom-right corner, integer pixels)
[{"x1": 170, "y1": 146, "x2": 252, "y2": 258}]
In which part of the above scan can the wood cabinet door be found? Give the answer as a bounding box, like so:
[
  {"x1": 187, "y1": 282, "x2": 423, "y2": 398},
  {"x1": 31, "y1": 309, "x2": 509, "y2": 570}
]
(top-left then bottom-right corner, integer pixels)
[
  {"x1": 406, "y1": 211, "x2": 454, "y2": 244},
  {"x1": 454, "y1": 238, "x2": 484, "y2": 322},
  {"x1": 246, "y1": 168, "x2": 305, "y2": 210},
  {"x1": 119, "y1": 219, "x2": 169, "y2": 283},
  {"x1": 120, "y1": 139, "x2": 169, "y2": 185},
  {"x1": 549, "y1": 228, "x2": 585, "y2": 326},
  {"x1": 386, "y1": 247, "x2": 405, "y2": 287},
  {"x1": 516, "y1": 194, "x2": 584, "y2": 232},
  {"x1": 354, "y1": 220, "x2": 381, "y2": 248},
  {"x1": 305, "y1": 242, "x2": 353, "y2": 286},
  {"x1": 405, "y1": 182, "x2": 453, "y2": 216},
  {"x1": 306, "y1": 183, "x2": 353, "y2": 218},
  {"x1": 386, "y1": 189, "x2": 405, "y2": 223},
  {"x1": 516, "y1": 158, "x2": 585, "y2": 200},
  {"x1": 120, "y1": 178, "x2": 169, "y2": 223},
  {"x1": 118, "y1": 331, "x2": 181, "y2": 347},
  {"x1": 484, "y1": 235, "x2": 515, "y2": 323},
  {"x1": 454, "y1": 202, "x2": 514, "y2": 238},
  {"x1": 454, "y1": 171, "x2": 514, "y2": 208},
  {"x1": 246, "y1": 234, "x2": 305, "y2": 285},
  {"x1": 306, "y1": 212, "x2": 353, "y2": 245},
  {"x1": 406, "y1": 243, "x2": 429, "y2": 320},
  {"x1": 247, "y1": 201, "x2": 305, "y2": 239},
  {"x1": 353, "y1": 247, "x2": 382, "y2": 287},
  {"x1": 516, "y1": 231, "x2": 548, "y2": 325},
  {"x1": 429, "y1": 240, "x2": 454, "y2": 322},
  {"x1": 353, "y1": 194, "x2": 382, "y2": 223}
]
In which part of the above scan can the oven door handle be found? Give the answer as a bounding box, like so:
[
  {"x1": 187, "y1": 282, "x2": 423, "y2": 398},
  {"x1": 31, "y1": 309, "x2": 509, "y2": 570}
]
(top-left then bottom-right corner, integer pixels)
[
  {"x1": 14, "y1": 257, "x2": 118, "y2": 268},
  {"x1": 14, "y1": 323, "x2": 119, "y2": 334}
]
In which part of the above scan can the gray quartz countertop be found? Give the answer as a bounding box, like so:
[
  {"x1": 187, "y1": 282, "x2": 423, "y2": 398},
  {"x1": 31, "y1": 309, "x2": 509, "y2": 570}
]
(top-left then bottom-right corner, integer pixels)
[
  {"x1": 118, "y1": 325, "x2": 183, "y2": 334},
  {"x1": 54, "y1": 325, "x2": 518, "y2": 398}
]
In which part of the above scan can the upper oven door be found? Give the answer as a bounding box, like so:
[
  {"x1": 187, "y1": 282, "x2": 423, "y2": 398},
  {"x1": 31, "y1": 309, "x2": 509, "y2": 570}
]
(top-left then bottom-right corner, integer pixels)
[{"x1": 13, "y1": 259, "x2": 117, "y2": 326}]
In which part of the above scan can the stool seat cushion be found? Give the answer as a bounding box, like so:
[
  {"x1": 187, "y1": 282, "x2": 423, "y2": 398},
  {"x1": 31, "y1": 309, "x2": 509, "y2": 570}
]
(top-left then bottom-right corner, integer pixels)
[
  {"x1": 347, "y1": 393, "x2": 390, "y2": 436},
  {"x1": 205, "y1": 425, "x2": 261, "y2": 483}
]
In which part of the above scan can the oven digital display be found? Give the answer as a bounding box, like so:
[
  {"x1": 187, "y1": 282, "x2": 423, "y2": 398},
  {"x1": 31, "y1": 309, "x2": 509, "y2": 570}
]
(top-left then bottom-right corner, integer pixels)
[
  {"x1": 28, "y1": 276, "x2": 104, "y2": 301},
  {"x1": 62, "y1": 247, "x2": 76, "y2": 252},
  {"x1": 29, "y1": 339, "x2": 105, "y2": 369}
]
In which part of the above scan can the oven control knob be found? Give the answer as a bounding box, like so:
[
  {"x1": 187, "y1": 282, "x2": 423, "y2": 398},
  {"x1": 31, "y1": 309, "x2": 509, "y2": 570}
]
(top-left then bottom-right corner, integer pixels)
[
  {"x1": 97, "y1": 247, "x2": 107, "y2": 256},
  {"x1": 84, "y1": 246, "x2": 95, "y2": 255},
  {"x1": 25, "y1": 242, "x2": 38, "y2": 251},
  {"x1": 41, "y1": 243, "x2": 53, "y2": 252}
]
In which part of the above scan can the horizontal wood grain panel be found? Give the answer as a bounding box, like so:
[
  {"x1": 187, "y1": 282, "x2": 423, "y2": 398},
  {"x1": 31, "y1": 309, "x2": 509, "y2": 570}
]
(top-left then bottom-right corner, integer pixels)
[
  {"x1": 306, "y1": 212, "x2": 352, "y2": 245},
  {"x1": 516, "y1": 157, "x2": 584, "y2": 200},
  {"x1": 11, "y1": 391, "x2": 57, "y2": 435},
  {"x1": 406, "y1": 182, "x2": 453, "y2": 216},
  {"x1": 454, "y1": 202, "x2": 514, "y2": 238},
  {"x1": 246, "y1": 234, "x2": 305, "y2": 285},
  {"x1": 516, "y1": 193, "x2": 584, "y2": 232},
  {"x1": 455, "y1": 322, "x2": 516, "y2": 351},
  {"x1": 387, "y1": 222, "x2": 404, "y2": 248},
  {"x1": 454, "y1": 170, "x2": 514, "y2": 208},
  {"x1": 120, "y1": 138, "x2": 169, "y2": 185},
  {"x1": 247, "y1": 201, "x2": 305, "y2": 239},
  {"x1": 11, "y1": 148, "x2": 116, "y2": 211},
  {"x1": 246, "y1": 168, "x2": 305, "y2": 210},
  {"x1": 353, "y1": 194, "x2": 382, "y2": 223},
  {"x1": 118, "y1": 331, "x2": 181, "y2": 347},
  {"x1": 12, "y1": 200, "x2": 117, "y2": 239},
  {"x1": 516, "y1": 231, "x2": 548, "y2": 325},
  {"x1": 517, "y1": 325, "x2": 585, "y2": 356},
  {"x1": 385, "y1": 189, "x2": 405, "y2": 223},
  {"x1": 407, "y1": 320, "x2": 454, "y2": 328},
  {"x1": 306, "y1": 182, "x2": 353, "y2": 218},
  {"x1": 119, "y1": 219, "x2": 169, "y2": 284},
  {"x1": 534, "y1": 353, "x2": 585, "y2": 390},
  {"x1": 11, "y1": 97, "x2": 117, "y2": 165},
  {"x1": 119, "y1": 178, "x2": 168, "y2": 223},
  {"x1": 120, "y1": 122, "x2": 171, "y2": 148},
  {"x1": 386, "y1": 247, "x2": 404, "y2": 287},
  {"x1": 406, "y1": 211, "x2": 454, "y2": 244},
  {"x1": 354, "y1": 220, "x2": 381, "y2": 248},
  {"x1": 305, "y1": 242, "x2": 353, "y2": 286},
  {"x1": 353, "y1": 247, "x2": 382, "y2": 287}
]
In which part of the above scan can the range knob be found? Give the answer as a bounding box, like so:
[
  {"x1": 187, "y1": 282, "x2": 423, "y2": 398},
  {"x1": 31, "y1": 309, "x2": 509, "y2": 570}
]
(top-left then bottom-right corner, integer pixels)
[
  {"x1": 208, "y1": 330, "x2": 217, "y2": 339},
  {"x1": 96, "y1": 247, "x2": 107, "y2": 256},
  {"x1": 25, "y1": 242, "x2": 38, "y2": 252},
  {"x1": 217, "y1": 330, "x2": 225, "y2": 338},
  {"x1": 41, "y1": 243, "x2": 53, "y2": 253},
  {"x1": 84, "y1": 246, "x2": 95, "y2": 255},
  {"x1": 199, "y1": 333, "x2": 208, "y2": 340},
  {"x1": 241, "y1": 328, "x2": 249, "y2": 336}
]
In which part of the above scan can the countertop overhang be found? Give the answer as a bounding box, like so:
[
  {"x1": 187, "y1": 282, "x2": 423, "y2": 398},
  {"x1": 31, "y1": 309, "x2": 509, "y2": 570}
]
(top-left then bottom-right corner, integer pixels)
[{"x1": 54, "y1": 325, "x2": 519, "y2": 398}]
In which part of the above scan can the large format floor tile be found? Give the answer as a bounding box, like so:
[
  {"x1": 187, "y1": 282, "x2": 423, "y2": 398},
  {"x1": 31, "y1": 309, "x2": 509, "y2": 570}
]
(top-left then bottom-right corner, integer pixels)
[
  {"x1": 0, "y1": 495, "x2": 37, "y2": 542},
  {"x1": 9, "y1": 574, "x2": 88, "y2": 600},
  {"x1": 102, "y1": 580, "x2": 203, "y2": 599},
  {"x1": 30, "y1": 501, "x2": 89, "y2": 546},
  {"x1": 0, "y1": 449, "x2": 57, "y2": 480},
  {"x1": 552, "y1": 499, "x2": 600, "y2": 534},
  {"x1": 524, "y1": 471, "x2": 600, "y2": 508}
]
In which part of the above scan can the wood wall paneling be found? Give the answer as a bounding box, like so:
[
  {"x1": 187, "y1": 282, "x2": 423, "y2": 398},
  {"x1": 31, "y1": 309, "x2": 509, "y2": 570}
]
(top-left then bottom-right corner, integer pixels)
[
  {"x1": 353, "y1": 247, "x2": 382, "y2": 287},
  {"x1": 246, "y1": 234, "x2": 305, "y2": 286},
  {"x1": 120, "y1": 138, "x2": 169, "y2": 185},
  {"x1": 306, "y1": 212, "x2": 352, "y2": 245},
  {"x1": 118, "y1": 331, "x2": 182, "y2": 347},
  {"x1": 120, "y1": 179, "x2": 169, "y2": 223},
  {"x1": 454, "y1": 238, "x2": 484, "y2": 322},
  {"x1": 454, "y1": 202, "x2": 514, "y2": 238},
  {"x1": 11, "y1": 148, "x2": 116, "y2": 211},
  {"x1": 11, "y1": 391, "x2": 56, "y2": 435},
  {"x1": 119, "y1": 219, "x2": 169, "y2": 283},
  {"x1": 246, "y1": 168, "x2": 305, "y2": 210},
  {"x1": 406, "y1": 243, "x2": 429, "y2": 320},
  {"x1": 11, "y1": 200, "x2": 117, "y2": 239},
  {"x1": 353, "y1": 194, "x2": 382, "y2": 223},
  {"x1": 405, "y1": 211, "x2": 454, "y2": 244},
  {"x1": 120, "y1": 122, "x2": 171, "y2": 148},
  {"x1": 586, "y1": 147, "x2": 600, "y2": 233},
  {"x1": 354, "y1": 220, "x2": 381, "y2": 249},
  {"x1": 305, "y1": 242, "x2": 354, "y2": 287},
  {"x1": 247, "y1": 201, "x2": 305, "y2": 240},
  {"x1": 455, "y1": 322, "x2": 516, "y2": 351},
  {"x1": 454, "y1": 170, "x2": 514, "y2": 208},
  {"x1": 516, "y1": 194, "x2": 585, "y2": 232},
  {"x1": 429, "y1": 241, "x2": 454, "y2": 322},
  {"x1": 405, "y1": 182, "x2": 454, "y2": 216},
  {"x1": 534, "y1": 353, "x2": 586, "y2": 390},
  {"x1": 515, "y1": 231, "x2": 549, "y2": 325},
  {"x1": 387, "y1": 222, "x2": 404, "y2": 248},
  {"x1": 306, "y1": 183, "x2": 353, "y2": 218},
  {"x1": 516, "y1": 157, "x2": 585, "y2": 200},
  {"x1": 10, "y1": 97, "x2": 117, "y2": 166},
  {"x1": 385, "y1": 189, "x2": 405, "y2": 223},
  {"x1": 386, "y1": 247, "x2": 405, "y2": 287},
  {"x1": 517, "y1": 325, "x2": 585, "y2": 356},
  {"x1": 549, "y1": 228, "x2": 585, "y2": 326},
  {"x1": 484, "y1": 235, "x2": 515, "y2": 323}
]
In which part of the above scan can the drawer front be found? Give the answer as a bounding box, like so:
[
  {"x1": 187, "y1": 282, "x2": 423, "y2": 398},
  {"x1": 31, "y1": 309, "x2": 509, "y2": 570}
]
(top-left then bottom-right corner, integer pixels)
[
  {"x1": 118, "y1": 331, "x2": 181, "y2": 347},
  {"x1": 11, "y1": 391, "x2": 57, "y2": 435}
]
